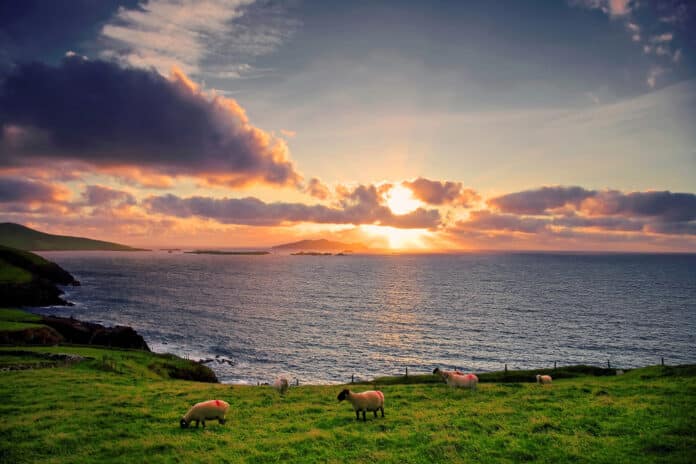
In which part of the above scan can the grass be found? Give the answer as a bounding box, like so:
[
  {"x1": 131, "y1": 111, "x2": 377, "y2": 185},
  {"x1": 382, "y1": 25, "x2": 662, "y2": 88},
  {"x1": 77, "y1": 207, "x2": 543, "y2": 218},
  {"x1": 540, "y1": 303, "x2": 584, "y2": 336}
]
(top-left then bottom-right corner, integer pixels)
[
  {"x1": 0, "y1": 308, "x2": 45, "y2": 331},
  {"x1": 0, "y1": 259, "x2": 33, "y2": 284},
  {"x1": 1, "y1": 346, "x2": 694, "y2": 463}
]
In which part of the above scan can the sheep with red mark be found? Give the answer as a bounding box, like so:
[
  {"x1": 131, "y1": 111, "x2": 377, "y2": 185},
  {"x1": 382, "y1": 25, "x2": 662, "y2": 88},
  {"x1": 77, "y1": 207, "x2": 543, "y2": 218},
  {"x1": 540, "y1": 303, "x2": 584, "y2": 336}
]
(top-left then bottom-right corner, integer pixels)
[
  {"x1": 432, "y1": 367, "x2": 464, "y2": 381},
  {"x1": 434, "y1": 368, "x2": 478, "y2": 390},
  {"x1": 180, "y1": 399, "x2": 229, "y2": 428},
  {"x1": 337, "y1": 389, "x2": 385, "y2": 421},
  {"x1": 273, "y1": 376, "x2": 289, "y2": 395},
  {"x1": 536, "y1": 374, "x2": 552, "y2": 385}
]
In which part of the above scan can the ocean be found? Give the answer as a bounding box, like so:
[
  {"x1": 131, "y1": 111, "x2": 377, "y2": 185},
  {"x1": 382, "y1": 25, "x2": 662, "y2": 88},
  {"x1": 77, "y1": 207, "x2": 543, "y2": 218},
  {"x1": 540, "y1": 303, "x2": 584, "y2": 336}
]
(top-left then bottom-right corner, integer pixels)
[{"x1": 32, "y1": 251, "x2": 696, "y2": 384}]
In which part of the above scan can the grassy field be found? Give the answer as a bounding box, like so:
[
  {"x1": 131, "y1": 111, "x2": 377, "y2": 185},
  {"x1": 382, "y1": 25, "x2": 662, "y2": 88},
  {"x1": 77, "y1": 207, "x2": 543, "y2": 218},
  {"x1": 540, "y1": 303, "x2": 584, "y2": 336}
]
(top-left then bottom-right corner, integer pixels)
[
  {"x1": 1, "y1": 345, "x2": 694, "y2": 463},
  {"x1": 0, "y1": 308, "x2": 45, "y2": 331}
]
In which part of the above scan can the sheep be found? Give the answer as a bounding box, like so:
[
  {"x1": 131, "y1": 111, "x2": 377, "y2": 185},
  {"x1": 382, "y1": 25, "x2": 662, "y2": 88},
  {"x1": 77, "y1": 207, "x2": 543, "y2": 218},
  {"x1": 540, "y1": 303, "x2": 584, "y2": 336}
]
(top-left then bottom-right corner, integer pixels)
[
  {"x1": 180, "y1": 399, "x2": 230, "y2": 428},
  {"x1": 444, "y1": 372, "x2": 479, "y2": 390},
  {"x1": 432, "y1": 367, "x2": 465, "y2": 381},
  {"x1": 433, "y1": 368, "x2": 478, "y2": 390},
  {"x1": 536, "y1": 374, "x2": 552, "y2": 385},
  {"x1": 337, "y1": 389, "x2": 385, "y2": 421},
  {"x1": 273, "y1": 376, "x2": 289, "y2": 395}
]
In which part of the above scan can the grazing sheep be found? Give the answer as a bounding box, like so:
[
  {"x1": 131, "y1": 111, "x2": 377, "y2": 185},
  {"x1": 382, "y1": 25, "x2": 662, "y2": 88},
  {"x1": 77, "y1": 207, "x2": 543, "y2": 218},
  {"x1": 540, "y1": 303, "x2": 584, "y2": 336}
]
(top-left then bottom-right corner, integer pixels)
[
  {"x1": 273, "y1": 376, "x2": 289, "y2": 395},
  {"x1": 443, "y1": 372, "x2": 479, "y2": 390},
  {"x1": 432, "y1": 367, "x2": 465, "y2": 381},
  {"x1": 337, "y1": 389, "x2": 385, "y2": 421},
  {"x1": 180, "y1": 399, "x2": 230, "y2": 428},
  {"x1": 536, "y1": 374, "x2": 552, "y2": 385}
]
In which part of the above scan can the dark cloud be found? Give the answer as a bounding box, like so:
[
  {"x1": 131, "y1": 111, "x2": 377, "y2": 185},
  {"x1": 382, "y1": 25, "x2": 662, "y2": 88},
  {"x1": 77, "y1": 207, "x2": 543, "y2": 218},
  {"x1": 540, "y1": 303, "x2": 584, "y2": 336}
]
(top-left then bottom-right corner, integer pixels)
[
  {"x1": 0, "y1": 176, "x2": 63, "y2": 203},
  {"x1": 144, "y1": 184, "x2": 440, "y2": 229},
  {"x1": 581, "y1": 190, "x2": 696, "y2": 222},
  {"x1": 402, "y1": 177, "x2": 480, "y2": 206},
  {"x1": 81, "y1": 185, "x2": 135, "y2": 207},
  {"x1": 488, "y1": 186, "x2": 595, "y2": 214},
  {"x1": 0, "y1": 57, "x2": 301, "y2": 188}
]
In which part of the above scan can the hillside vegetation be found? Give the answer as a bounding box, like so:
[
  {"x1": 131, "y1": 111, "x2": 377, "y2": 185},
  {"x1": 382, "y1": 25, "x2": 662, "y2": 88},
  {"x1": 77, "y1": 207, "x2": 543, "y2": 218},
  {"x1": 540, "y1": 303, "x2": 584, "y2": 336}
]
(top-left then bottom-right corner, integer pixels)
[
  {"x1": 1, "y1": 345, "x2": 694, "y2": 463},
  {"x1": 0, "y1": 223, "x2": 144, "y2": 251}
]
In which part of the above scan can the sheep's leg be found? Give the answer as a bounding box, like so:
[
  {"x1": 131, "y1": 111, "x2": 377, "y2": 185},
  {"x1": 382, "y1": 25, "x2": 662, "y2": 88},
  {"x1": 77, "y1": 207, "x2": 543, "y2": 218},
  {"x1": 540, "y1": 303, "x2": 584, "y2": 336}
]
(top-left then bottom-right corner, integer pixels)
[
  {"x1": 219, "y1": 418, "x2": 226, "y2": 425},
  {"x1": 362, "y1": 410, "x2": 366, "y2": 422},
  {"x1": 380, "y1": 407, "x2": 384, "y2": 418},
  {"x1": 201, "y1": 420, "x2": 206, "y2": 428},
  {"x1": 355, "y1": 410, "x2": 360, "y2": 421},
  {"x1": 373, "y1": 410, "x2": 377, "y2": 418},
  {"x1": 194, "y1": 420, "x2": 199, "y2": 428}
]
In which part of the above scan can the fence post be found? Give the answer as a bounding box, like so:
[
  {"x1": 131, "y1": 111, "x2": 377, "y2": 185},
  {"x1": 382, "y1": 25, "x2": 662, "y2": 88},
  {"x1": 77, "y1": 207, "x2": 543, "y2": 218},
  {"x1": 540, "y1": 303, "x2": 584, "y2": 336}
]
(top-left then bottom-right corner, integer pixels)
[
  {"x1": 351, "y1": 374, "x2": 354, "y2": 384},
  {"x1": 661, "y1": 357, "x2": 664, "y2": 366},
  {"x1": 554, "y1": 361, "x2": 557, "y2": 369},
  {"x1": 405, "y1": 367, "x2": 408, "y2": 377},
  {"x1": 504, "y1": 364, "x2": 508, "y2": 373},
  {"x1": 607, "y1": 360, "x2": 611, "y2": 369}
]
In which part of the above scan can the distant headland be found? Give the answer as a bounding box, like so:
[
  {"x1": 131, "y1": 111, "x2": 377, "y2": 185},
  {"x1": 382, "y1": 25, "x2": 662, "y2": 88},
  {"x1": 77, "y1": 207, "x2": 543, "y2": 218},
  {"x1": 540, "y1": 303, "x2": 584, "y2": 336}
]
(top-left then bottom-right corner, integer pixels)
[{"x1": 0, "y1": 223, "x2": 147, "y2": 251}]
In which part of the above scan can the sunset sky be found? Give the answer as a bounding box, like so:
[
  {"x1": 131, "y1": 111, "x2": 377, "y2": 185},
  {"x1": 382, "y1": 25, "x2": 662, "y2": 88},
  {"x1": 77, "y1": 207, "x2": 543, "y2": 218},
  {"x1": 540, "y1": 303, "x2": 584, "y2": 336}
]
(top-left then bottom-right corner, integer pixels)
[{"x1": 1, "y1": 0, "x2": 695, "y2": 251}]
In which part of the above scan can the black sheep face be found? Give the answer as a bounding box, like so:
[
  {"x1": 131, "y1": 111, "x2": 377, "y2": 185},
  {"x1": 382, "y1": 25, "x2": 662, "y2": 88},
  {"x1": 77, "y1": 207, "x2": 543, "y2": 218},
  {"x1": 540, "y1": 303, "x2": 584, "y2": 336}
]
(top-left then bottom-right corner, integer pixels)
[
  {"x1": 337, "y1": 389, "x2": 350, "y2": 402},
  {"x1": 180, "y1": 418, "x2": 189, "y2": 428}
]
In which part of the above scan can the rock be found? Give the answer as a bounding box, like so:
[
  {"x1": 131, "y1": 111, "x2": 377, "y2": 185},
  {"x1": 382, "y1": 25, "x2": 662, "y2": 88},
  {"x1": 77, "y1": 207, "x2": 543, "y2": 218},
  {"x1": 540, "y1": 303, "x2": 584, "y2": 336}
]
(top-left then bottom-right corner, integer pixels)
[
  {"x1": 41, "y1": 316, "x2": 150, "y2": 351},
  {"x1": 0, "y1": 326, "x2": 64, "y2": 345}
]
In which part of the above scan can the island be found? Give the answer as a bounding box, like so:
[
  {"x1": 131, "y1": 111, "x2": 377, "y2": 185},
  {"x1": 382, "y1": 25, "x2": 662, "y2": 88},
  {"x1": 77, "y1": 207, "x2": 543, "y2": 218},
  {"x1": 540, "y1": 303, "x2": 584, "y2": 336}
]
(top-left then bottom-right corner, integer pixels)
[
  {"x1": 185, "y1": 250, "x2": 270, "y2": 255},
  {"x1": 272, "y1": 238, "x2": 367, "y2": 252},
  {"x1": 0, "y1": 222, "x2": 147, "y2": 251}
]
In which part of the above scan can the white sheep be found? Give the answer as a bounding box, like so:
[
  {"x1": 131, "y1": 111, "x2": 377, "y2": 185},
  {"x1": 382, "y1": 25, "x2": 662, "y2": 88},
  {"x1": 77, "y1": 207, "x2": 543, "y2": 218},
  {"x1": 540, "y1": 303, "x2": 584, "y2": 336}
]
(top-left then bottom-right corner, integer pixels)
[
  {"x1": 536, "y1": 374, "x2": 552, "y2": 385},
  {"x1": 433, "y1": 368, "x2": 478, "y2": 390},
  {"x1": 180, "y1": 399, "x2": 230, "y2": 428},
  {"x1": 273, "y1": 376, "x2": 289, "y2": 395},
  {"x1": 432, "y1": 367, "x2": 465, "y2": 381},
  {"x1": 445, "y1": 372, "x2": 479, "y2": 390},
  {"x1": 337, "y1": 389, "x2": 385, "y2": 421}
]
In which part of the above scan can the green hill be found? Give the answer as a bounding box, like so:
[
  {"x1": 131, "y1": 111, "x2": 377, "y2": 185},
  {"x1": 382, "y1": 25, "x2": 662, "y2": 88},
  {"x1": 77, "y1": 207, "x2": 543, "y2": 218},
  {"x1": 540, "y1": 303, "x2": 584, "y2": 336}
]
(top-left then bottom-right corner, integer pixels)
[{"x1": 0, "y1": 223, "x2": 145, "y2": 251}]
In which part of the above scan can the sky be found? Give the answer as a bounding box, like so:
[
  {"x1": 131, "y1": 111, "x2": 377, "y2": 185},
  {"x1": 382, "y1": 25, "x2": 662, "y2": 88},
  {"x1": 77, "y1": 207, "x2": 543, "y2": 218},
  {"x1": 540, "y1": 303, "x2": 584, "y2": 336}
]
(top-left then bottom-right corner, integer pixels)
[{"x1": 1, "y1": 0, "x2": 695, "y2": 251}]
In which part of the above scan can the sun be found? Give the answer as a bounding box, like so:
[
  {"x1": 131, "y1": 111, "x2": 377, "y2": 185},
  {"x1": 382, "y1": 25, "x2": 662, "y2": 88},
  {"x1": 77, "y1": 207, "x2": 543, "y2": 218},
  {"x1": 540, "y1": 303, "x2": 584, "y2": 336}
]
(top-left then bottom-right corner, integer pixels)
[
  {"x1": 361, "y1": 225, "x2": 432, "y2": 250},
  {"x1": 385, "y1": 185, "x2": 422, "y2": 215}
]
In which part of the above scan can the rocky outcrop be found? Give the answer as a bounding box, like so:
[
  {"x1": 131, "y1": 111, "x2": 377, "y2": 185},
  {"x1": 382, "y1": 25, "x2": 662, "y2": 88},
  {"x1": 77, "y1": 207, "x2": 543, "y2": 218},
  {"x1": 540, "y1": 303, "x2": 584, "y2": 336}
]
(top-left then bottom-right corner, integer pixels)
[
  {"x1": 0, "y1": 280, "x2": 71, "y2": 307},
  {"x1": 41, "y1": 316, "x2": 150, "y2": 351},
  {"x1": 0, "y1": 326, "x2": 64, "y2": 345},
  {"x1": 0, "y1": 245, "x2": 78, "y2": 306}
]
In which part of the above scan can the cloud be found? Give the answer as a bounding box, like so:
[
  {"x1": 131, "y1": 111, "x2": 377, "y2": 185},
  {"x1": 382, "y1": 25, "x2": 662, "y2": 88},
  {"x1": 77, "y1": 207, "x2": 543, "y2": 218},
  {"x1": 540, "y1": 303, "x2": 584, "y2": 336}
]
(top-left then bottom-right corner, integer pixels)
[
  {"x1": 650, "y1": 33, "x2": 674, "y2": 43},
  {"x1": 402, "y1": 178, "x2": 480, "y2": 207},
  {"x1": 0, "y1": 177, "x2": 66, "y2": 204},
  {"x1": 304, "y1": 177, "x2": 330, "y2": 200},
  {"x1": 456, "y1": 210, "x2": 548, "y2": 234},
  {"x1": 569, "y1": 0, "x2": 631, "y2": 17},
  {"x1": 488, "y1": 186, "x2": 595, "y2": 215},
  {"x1": 0, "y1": 57, "x2": 302, "y2": 188},
  {"x1": 81, "y1": 185, "x2": 136, "y2": 207},
  {"x1": 579, "y1": 190, "x2": 696, "y2": 222},
  {"x1": 144, "y1": 184, "x2": 441, "y2": 229},
  {"x1": 99, "y1": 0, "x2": 299, "y2": 78},
  {"x1": 647, "y1": 66, "x2": 666, "y2": 88}
]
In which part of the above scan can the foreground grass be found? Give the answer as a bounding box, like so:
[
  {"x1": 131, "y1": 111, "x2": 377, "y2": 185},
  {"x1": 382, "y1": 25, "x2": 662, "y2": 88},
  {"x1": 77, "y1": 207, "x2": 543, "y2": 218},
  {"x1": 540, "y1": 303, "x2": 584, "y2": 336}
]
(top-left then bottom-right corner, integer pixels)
[{"x1": 1, "y1": 347, "x2": 694, "y2": 463}]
